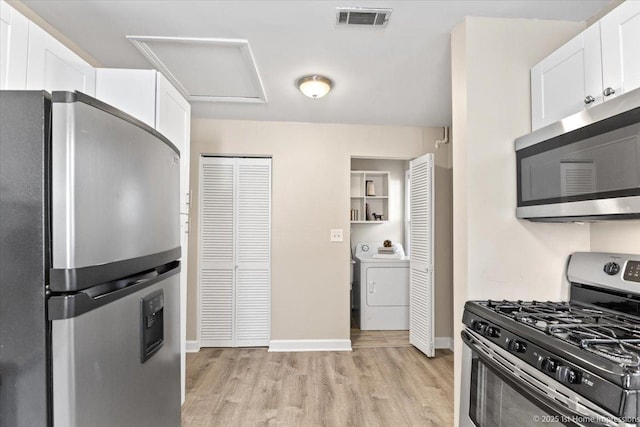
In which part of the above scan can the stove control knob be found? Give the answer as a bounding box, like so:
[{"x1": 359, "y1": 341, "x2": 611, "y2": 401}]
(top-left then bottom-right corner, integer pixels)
[
  {"x1": 508, "y1": 339, "x2": 527, "y2": 353},
  {"x1": 484, "y1": 326, "x2": 501, "y2": 338},
  {"x1": 604, "y1": 262, "x2": 620, "y2": 276},
  {"x1": 472, "y1": 321, "x2": 487, "y2": 334},
  {"x1": 556, "y1": 366, "x2": 581, "y2": 385},
  {"x1": 542, "y1": 358, "x2": 559, "y2": 373}
]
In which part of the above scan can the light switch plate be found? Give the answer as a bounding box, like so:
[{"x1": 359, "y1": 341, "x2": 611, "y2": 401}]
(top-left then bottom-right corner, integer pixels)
[{"x1": 330, "y1": 229, "x2": 343, "y2": 242}]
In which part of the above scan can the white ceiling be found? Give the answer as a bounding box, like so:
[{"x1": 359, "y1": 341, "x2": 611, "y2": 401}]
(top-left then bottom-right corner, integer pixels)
[{"x1": 19, "y1": 0, "x2": 611, "y2": 127}]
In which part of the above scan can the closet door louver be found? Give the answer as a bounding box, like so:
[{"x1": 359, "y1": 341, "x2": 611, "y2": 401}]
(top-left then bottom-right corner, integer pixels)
[
  {"x1": 199, "y1": 157, "x2": 271, "y2": 347},
  {"x1": 409, "y1": 153, "x2": 435, "y2": 357},
  {"x1": 199, "y1": 160, "x2": 235, "y2": 347},
  {"x1": 236, "y1": 160, "x2": 271, "y2": 346}
]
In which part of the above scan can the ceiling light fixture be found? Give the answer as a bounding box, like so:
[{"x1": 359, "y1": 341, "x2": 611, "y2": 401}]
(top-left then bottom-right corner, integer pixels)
[{"x1": 297, "y1": 75, "x2": 333, "y2": 99}]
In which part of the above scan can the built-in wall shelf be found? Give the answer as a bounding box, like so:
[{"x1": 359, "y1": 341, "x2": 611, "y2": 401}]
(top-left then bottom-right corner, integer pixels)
[{"x1": 350, "y1": 171, "x2": 390, "y2": 223}]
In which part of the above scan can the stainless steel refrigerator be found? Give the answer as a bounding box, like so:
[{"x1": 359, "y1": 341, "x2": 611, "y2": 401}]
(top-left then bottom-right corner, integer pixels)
[{"x1": 0, "y1": 91, "x2": 181, "y2": 426}]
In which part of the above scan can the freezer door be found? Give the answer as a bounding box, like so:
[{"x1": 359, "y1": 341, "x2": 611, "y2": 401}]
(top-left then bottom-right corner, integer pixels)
[
  {"x1": 50, "y1": 92, "x2": 180, "y2": 288},
  {"x1": 51, "y1": 271, "x2": 180, "y2": 427}
]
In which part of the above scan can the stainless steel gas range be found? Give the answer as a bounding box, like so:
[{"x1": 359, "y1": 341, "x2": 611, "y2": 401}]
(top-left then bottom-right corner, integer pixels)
[{"x1": 461, "y1": 252, "x2": 640, "y2": 427}]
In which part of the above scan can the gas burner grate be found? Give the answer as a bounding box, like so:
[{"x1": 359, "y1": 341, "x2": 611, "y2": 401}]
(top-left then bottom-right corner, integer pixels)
[
  {"x1": 486, "y1": 300, "x2": 605, "y2": 331},
  {"x1": 486, "y1": 299, "x2": 640, "y2": 368},
  {"x1": 548, "y1": 322, "x2": 640, "y2": 367},
  {"x1": 580, "y1": 339, "x2": 640, "y2": 367}
]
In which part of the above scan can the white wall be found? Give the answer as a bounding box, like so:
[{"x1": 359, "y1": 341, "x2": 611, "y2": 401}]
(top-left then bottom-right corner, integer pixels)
[
  {"x1": 187, "y1": 120, "x2": 451, "y2": 343},
  {"x1": 591, "y1": 221, "x2": 640, "y2": 254},
  {"x1": 451, "y1": 17, "x2": 589, "y2": 426}
]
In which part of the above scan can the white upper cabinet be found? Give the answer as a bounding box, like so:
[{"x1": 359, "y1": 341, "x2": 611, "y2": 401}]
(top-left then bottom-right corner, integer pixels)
[
  {"x1": 531, "y1": 25, "x2": 602, "y2": 130},
  {"x1": 156, "y1": 73, "x2": 190, "y2": 158},
  {"x1": 600, "y1": 1, "x2": 640, "y2": 99},
  {"x1": 531, "y1": 1, "x2": 640, "y2": 131},
  {"x1": 95, "y1": 68, "x2": 157, "y2": 127},
  {"x1": 26, "y1": 22, "x2": 95, "y2": 95},
  {"x1": 0, "y1": 1, "x2": 29, "y2": 89},
  {"x1": 156, "y1": 73, "x2": 191, "y2": 215},
  {"x1": 1, "y1": 0, "x2": 94, "y2": 94}
]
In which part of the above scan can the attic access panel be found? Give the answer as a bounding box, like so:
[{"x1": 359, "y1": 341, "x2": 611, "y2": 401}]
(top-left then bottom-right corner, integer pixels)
[{"x1": 127, "y1": 36, "x2": 267, "y2": 103}]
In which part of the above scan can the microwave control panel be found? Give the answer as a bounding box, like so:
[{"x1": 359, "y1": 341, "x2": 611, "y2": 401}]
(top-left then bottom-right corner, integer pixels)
[{"x1": 624, "y1": 261, "x2": 640, "y2": 283}]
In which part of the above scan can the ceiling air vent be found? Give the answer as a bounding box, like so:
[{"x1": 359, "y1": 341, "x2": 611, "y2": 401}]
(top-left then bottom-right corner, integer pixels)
[{"x1": 336, "y1": 8, "x2": 392, "y2": 27}]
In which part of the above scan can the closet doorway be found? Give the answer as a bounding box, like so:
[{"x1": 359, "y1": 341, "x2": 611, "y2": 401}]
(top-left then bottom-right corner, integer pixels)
[
  {"x1": 198, "y1": 156, "x2": 271, "y2": 347},
  {"x1": 350, "y1": 154, "x2": 434, "y2": 357}
]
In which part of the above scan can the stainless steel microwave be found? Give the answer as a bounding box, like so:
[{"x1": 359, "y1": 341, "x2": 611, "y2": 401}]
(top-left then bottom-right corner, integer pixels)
[{"x1": 515, "y1": 88, "x2": 640, "y2": 222}]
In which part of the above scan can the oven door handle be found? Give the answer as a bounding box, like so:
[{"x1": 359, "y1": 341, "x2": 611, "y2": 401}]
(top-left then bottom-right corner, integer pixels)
[{"x1": 461, "y1": 330, "x2": 619, "y2": 427}]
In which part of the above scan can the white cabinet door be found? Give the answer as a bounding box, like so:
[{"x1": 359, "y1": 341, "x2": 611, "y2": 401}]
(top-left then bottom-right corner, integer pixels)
[
  {"x1": 409, "y1": 153, "x2": 434, "y2": 358},
  {"x1": 95, "y1": 68, "x2": 157, "y2": 127},
  {"x1": 531, "y1": 25, "x2": 602, "y2": 130},
  {"x1": 601, "y1": 0, "x2": 640, "y2": 99},
  {"x1": 26, "y1": 23, "x2": 95, "y2": 95},
  {"x1": 156, "y1": 73, "x2": 191, "y2": 215},
  {"x1": 0, "y1": 0, "x2": 29, "y2": 89},
  {"x1": 199, "y1": 157, "x2": 271, "y2": 348}
]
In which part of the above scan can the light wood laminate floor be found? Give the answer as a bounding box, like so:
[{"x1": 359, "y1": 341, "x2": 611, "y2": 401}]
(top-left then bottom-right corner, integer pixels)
[
  {"x1": 351, "y1": 329, "x2": 411, "y2": 349},
  {"x1": 182, "y1": 346, "x2": 453, "y2": 426}
]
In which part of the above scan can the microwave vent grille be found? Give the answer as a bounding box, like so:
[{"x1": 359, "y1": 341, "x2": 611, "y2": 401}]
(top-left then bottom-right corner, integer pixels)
[{"x1": 561, "y1": 162, "x2": 595, "y2": 197}]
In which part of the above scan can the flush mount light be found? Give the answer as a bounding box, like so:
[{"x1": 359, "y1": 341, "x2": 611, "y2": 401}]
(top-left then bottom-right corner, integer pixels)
[{"x1": 297, "y1": 75, "x2": 333, "y2": 99}]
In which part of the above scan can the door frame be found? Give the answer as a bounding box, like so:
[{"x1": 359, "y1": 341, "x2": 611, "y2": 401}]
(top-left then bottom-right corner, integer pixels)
[{"x1": 349, "y1": 154, "x2": 435, "y2": 355}]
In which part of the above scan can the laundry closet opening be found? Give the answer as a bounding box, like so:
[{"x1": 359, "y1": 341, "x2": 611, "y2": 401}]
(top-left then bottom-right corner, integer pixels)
[{"x1": 350, "y1": 156, "x2": 435, "y2": 357}]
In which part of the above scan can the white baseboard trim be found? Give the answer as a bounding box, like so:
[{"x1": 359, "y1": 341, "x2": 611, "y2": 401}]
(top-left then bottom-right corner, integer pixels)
[
  {"x1": 186, "y1": 340, "x2": 201, "y2": 353},
  {"x1": 435, "y1": 337, "x2": 453, "y2": 351},
  {"x1": 269, "y1": 339, "x2": 352, "y2": 352}
]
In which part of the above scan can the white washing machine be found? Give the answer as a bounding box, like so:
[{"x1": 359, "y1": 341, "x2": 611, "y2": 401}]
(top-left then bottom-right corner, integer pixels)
[{"x1": 353, "y1": 242, "x2": 409, "y2": 330}]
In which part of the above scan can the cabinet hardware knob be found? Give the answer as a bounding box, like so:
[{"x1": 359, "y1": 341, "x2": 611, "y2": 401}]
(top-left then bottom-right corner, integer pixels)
[
  {"x1": 603, "y1": 87, "x2": 616, "y2": 97},
  {"x1": 584, "y1": 95, "x2": 595, "y2": 105}
]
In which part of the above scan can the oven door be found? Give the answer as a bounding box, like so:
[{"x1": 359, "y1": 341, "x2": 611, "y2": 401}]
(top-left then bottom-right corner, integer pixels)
[{"x1": 460, "y1": 330, "x2": 623, "y2": 427}]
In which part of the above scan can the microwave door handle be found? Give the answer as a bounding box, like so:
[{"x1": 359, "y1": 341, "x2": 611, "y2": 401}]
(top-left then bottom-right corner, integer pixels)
[{"x1": 461, "y1": 330, "x2": 618, "y2": 427}]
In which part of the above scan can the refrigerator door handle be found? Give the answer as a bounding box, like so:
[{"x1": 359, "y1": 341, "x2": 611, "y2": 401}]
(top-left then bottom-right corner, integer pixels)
[
  {"x1": 48, "y1": 261, "x2": 180, "y2": 320},
  {"x1": 49, "y1": 247, "x2": 181, "y2": 293}
]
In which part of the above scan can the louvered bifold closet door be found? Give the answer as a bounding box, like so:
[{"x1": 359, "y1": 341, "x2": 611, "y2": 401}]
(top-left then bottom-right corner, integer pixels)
[
  {"x1": 235, "y1": 159, "x2": 271, "y2": 346},
  {"x1": 409, "y1": 153, "x2": 435, "y2": 357},
  {"x1": 199, "y1": 158, "x2": 235, "y2": 347},
  {"x1": 199, "y1": 157, "x2": 271, "y2": 348}
]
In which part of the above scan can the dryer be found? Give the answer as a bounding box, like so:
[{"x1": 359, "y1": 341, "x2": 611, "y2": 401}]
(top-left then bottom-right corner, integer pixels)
[{"x1": 353, "y1": 242, "x2": 410, "y2": 330}]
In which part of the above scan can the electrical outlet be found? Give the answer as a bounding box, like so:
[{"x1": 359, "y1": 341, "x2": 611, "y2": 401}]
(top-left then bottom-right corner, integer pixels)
[{"x1": 330, "y1": 229, "x2": 343, "y2": 242}]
